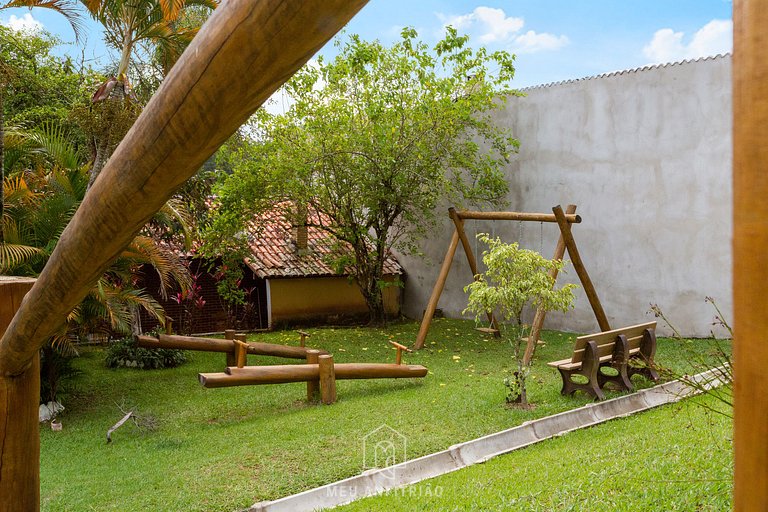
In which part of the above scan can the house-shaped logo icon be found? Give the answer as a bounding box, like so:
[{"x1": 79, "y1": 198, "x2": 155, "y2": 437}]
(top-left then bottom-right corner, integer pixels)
[{"x1": 362, "y1": 424, "x2": 407, "y2": 480}]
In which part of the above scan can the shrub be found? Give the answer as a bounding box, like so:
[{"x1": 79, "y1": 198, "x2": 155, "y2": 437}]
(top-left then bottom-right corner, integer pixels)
[{"x1": 105, "y1": 337, "x2": 188, "y2": 369}]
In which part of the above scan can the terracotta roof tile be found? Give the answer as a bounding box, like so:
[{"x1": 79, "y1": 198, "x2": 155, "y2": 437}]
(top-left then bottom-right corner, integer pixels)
[{"x1": 244, "y1": 203, "x2": 403, "y2": 280}]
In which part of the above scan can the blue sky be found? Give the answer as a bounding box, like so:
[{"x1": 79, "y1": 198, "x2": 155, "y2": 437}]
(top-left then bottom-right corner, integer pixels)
[{"x1": 1, "y1": 0, "x2": 733, "y2": 88}]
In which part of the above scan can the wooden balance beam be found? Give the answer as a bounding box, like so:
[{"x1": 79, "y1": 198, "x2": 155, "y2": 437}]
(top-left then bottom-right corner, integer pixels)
[
  {"x1": 136, "y1": 334, "x2": 328, "y2": 360},
  {"x1": 199, "y1": 355, "x2": 428, "y2": 405}
]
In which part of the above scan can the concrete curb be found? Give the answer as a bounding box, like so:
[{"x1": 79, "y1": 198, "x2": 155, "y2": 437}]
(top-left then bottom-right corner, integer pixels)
[{"x1": 249, "y1": 367, "x2": 728, "y2": 512}]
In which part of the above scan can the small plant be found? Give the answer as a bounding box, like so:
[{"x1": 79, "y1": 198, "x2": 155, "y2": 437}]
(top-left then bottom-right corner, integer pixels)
[
  {"x1": 105, "y1": 336, "x2": 188, "y2": 369},
  {"x1": 649, "y1": 297, "x2": 732, "y2": 416},
  {"x1": 171, "y1": 270, "x2": 206, "y2": 335},
  {"x1": 464, "y1": 234, "x2": 577, "y2": 406}
]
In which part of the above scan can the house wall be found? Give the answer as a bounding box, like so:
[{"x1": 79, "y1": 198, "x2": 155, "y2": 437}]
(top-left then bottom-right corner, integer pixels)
[
  {"x1": 399, "y1": 55, "x2": 732, "y2": 337},
  {"x1": 268, "y1": 275, "x2": 401, "y2": 325}
]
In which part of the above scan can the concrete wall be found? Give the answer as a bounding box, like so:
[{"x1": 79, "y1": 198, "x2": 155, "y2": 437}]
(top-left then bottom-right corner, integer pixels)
[
  {"x1": 268, "y1": 275, "x2": 401, "y2": 325},
  {"x1": 399, "y1": 55, "x2": 732, "y2": 337}
]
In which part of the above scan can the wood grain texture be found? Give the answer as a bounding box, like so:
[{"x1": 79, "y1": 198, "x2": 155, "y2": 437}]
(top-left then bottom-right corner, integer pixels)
[
  {"x1": 0, "y1": 0, "x2": 369, "y2": 377},
  {"x1": 733, "y1": 1, "x2": 768, "y2": 509},
  {"x1": 318, "y1": 355, "x2": 337, "y2": 405},
  {"x1": 0, "y1": 279, "x2": 37, "y2": 511}
]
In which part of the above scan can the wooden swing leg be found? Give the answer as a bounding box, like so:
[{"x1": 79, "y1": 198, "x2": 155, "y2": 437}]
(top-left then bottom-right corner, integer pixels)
[{"x1": 414, "y1": 230, "x2": 459, "y2": 350}]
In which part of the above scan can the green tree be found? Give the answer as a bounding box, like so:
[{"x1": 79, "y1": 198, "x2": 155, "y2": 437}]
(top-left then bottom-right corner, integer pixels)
[
  {"x1": 215, "y1": 27, "x2": 520, "y2": 324},
  {"x1": 464, "y1": 234, "x2": 577, "y2": 405},
  {"x1": 82, "y1": 0, "x2": 217, "y2": 187},
  {"x1": 0, "y1": 26, "x2": 90, "y2": 241}
]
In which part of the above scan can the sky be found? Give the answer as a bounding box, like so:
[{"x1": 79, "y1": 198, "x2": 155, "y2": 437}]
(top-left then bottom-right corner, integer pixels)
[{"x1": 0, "y1": 0, "x2": 733, "y2": 89}]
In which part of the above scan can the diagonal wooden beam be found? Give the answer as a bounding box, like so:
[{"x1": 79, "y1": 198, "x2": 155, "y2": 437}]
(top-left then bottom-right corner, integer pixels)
[{"x1": 0, "y1": 0, "x2": 369, "y2": 377}]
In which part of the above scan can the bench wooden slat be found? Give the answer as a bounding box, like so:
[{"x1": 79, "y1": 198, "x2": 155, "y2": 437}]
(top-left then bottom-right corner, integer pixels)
[{"x1": 571, "y1": 322, "x2": 656, "y2": 363}]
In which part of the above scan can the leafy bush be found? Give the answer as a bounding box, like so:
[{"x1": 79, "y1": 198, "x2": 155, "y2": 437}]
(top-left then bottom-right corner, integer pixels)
[{"x1": 105, "y1": 337, "x2": 188, "y2": 370}]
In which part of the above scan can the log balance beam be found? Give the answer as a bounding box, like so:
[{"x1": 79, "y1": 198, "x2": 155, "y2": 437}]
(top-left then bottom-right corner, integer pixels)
[
  {"x1": 199, "y1": 340, "x2": 427, "y2": 405},
  {"x1": 136, "y1": 334, "x2": 327, "y2": 363},
  {"x1": 198, "y1": 360, "x2": 428, "y2": 405}
]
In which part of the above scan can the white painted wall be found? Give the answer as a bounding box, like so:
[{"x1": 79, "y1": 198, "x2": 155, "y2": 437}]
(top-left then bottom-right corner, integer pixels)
[{"x1": 399, "y1": 55, "x2": 732, "y2": 337}]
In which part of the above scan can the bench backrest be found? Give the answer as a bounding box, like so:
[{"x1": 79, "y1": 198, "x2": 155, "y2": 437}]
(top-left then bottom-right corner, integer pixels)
[{"x1": 570, "y1": 321, "x2": 657, "y2": 364}]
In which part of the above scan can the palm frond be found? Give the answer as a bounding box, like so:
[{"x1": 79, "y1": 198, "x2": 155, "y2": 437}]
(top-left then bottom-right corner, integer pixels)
[
  {"x1": 0, "y1": 242, "x2": 43, "y2": 272},
  {"x1": 120, "y1": 235, "x2": 192, "y2": 299}
]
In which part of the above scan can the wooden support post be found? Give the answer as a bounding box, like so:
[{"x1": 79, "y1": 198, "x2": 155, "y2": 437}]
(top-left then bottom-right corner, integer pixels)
[
  {"x1": 449, "y1": 207, "x2": 500, "y2": 337},
  {"x1": 233, "y1": 334, "x2": 247, "y2": 368},
  {"x1": 318, "y1": 354, "x2": 337, "y2": 405},
  {"x1": 297, "y1": 331, "x2": 310, "y2": 348},
  {"x1": 0, "y1": 277, "x2": 37, "y2": 512},
  {"x1": 306, "y1": 349, "x2": 320, "y2": 402},
  {"x1": 234, "y1": 341, "x2": 248, "y2": 369},
  {"x1": 523, "y1": 204, "x2": 577, "y2": 365},
  {"x1": 414, "y1": 230, "x2": 460, "y2": 349},
  {"x1": 224, "y1": 330, "x2": 236, "y2": 367},
  {"x1": 165, "y1": 316, "x2": 173, "y2": 335},
  {"x1": 552, "y1": 205, "x2": 610, "y2": 332},
  {"x1": 733, "y1": 2, "x2": 768, "y2": 509}
]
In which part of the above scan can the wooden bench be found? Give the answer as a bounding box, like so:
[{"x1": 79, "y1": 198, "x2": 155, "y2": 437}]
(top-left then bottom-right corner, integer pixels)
[{"x1": 547, "y1": 321, "x2": 660, "y2": 400}]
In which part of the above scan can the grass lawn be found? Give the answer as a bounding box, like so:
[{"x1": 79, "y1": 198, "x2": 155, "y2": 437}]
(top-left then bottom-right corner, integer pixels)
[
  {"x1": 336, "y1": 393, "x2": 732, "y2": 511},
  {"x1": 40, "y1": 318, "x2": 730, "y2": 511}
]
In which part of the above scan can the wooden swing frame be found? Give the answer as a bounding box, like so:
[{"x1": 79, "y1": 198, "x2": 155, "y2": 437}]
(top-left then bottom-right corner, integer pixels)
[{"x1": 413, "y1": 204, "x2": 611, "y2": 365}]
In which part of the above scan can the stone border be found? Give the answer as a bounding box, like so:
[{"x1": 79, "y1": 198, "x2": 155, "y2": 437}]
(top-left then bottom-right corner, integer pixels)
[{"x1": 250, "y1": 367, "x2": 728, "y2": 511}]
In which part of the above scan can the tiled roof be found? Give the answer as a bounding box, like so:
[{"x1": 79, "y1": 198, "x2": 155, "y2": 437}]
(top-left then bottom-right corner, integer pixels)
[{"x1": 244, "y1": 204, "x2": 403, "y2": 279}]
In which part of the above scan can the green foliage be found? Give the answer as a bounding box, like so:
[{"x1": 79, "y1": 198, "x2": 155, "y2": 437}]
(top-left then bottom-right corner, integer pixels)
[
  {"x1": 212, "y1": 27, "x2": 520, "y2": 323},
  {"x1": 464, "y1": 234, "x2": 577, "y2": 404},
  {"x1": 105, "y1": 336, "x2": 188, "y2": 369}
]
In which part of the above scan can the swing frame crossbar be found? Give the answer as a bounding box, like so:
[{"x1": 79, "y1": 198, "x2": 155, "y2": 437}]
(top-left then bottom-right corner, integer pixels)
[{"x1": 413, "y1": 204, "x2": 610, "y2": 365}]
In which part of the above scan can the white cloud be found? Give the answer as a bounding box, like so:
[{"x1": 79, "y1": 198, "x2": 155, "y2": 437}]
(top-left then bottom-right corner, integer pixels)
[
  {"x1": 1, "y1": 13, "x2": 43, "y2": 32},
  {"x1": 643, "y1": 19, "x2": 732, "y2": 64},
  {"x1": 513, "y1": 31, "x2": 570, "y2": 54},
  {"x1": 437, "y1": 6, "x2": 568, "y2": 53}
]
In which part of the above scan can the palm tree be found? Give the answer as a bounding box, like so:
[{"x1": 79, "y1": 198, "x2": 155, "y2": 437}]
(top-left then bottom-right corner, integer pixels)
[
  {"x1": 83, "y1": 0, "x2": 217, "y2": 187},
  {"x1": 0, "y1": 0, "x2": 84, "y2": 240},
  {"x1": 1, "y1": 123, "x2": 192, "y2": 343}
]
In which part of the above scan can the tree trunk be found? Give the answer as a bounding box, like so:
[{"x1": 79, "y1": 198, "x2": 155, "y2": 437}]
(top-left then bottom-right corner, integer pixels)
[{"x1": 87, "y1": 82, "x2": 127, "y2": 191}]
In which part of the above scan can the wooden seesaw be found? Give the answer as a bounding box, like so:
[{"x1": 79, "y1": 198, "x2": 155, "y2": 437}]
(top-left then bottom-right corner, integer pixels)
[
  {"x1": 198, "y1": 341, "x2": 428, "y2": 405},
  {"x1": 136, "y1": 329, "x2": 328, "y2": 368}
]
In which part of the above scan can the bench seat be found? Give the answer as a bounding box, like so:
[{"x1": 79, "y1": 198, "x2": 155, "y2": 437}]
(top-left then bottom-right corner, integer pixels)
[{"x1": 548, "y1": 322, "x2": 659, "y2": 400}]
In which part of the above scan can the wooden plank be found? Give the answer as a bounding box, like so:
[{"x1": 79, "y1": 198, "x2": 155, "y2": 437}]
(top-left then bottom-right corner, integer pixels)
[
  {"x1": 456, "y1": 211, "x2": 581, "y2": 223},
  {"x1": 524, "y1": 204, "x2": 577, "y2": 364},
  {"x1": 571, "y1": 322, "x2": 655, "y2": 363},
  {"x1": 414, "y1": 229, "x2": 460, "y2": 349},
  {"x1": 734, "y1": 1, "x2": 768, "y2": 509},
  {"x1": 553, "y1": 205, "x2": 611, "y2": 333}
]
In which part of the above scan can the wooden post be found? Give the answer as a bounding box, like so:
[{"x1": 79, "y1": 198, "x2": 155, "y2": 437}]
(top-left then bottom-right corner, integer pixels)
[
  {"x1": 306, "y1": 349, "x2": 320, "y2": 401},
  {"x1": 297, "y1": 330, "x2": 310, "y2": 348},
  {"x1": 552, "y1": 205, "x2": 610, "y2": 332},
  {"x1": 414, "y1": 230, "x2": 460, "y2": 349},
  {"x1": 224, "y1": 330, "x2": 236, "y2": 367},
  {"x1": 0, "y1": 277, "x2": 37, "y2": 512},
  {"x1": 234, "y1": 340, "x2": 248, "y2": 369},
  {"x1": 733, "y1": 1, "x2": 768, "y2": 509},
  {"x1": 233, "y1": 334, "x2": 247, "y2": 368},
  {"x1": 318, "y1": 354, "x2": 337, "y2": 405},
  {"x1": 449, "y1": 208, "x2": 500, "y2": 336},
  {"x1": 523, "y1": 204, "x2": 577, "y2": 364}
]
